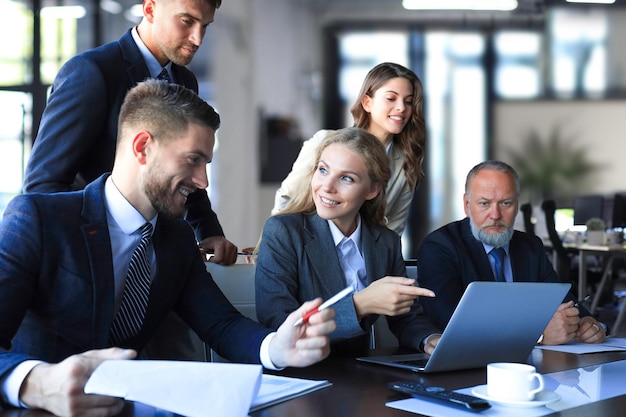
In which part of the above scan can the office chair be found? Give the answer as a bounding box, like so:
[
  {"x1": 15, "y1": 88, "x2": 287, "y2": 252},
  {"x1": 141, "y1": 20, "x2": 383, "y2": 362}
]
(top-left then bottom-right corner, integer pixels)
[
  {"x1": 520, "y1": 202, "x2": 535, "y2": 235},
  {"x1": 205, "y1": 263, "x2": 257, "y2": 362},
  {"x1": 542, "y1": 200, "x2": 573, "y2": 284},
  {"x1": 542, "y1": 199, "x2": 604, "y2": 298}
]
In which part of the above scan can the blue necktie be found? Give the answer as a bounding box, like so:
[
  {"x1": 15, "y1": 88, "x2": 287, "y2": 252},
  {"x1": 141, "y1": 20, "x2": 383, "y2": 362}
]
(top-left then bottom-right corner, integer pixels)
[
  {"x1": 489, "y1": 247, "x2": 506, "y2": 282},
  {"x1": 157, "y1": 68, "x2": 171, "y2": 83},
  {"x1": 110, "y1": 222, "x2": 153, "y2": 345}
]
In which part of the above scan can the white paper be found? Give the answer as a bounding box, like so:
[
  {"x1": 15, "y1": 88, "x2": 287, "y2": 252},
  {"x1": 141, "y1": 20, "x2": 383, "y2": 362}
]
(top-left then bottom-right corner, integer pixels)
[
  {"x1": 84, "y1": 360, "x2": 262, "y2": 417},
  {"x1": 387, "y1": 397, "x2": 555, "y2": 417},
  {"x1": 534, "y1": 337, "x2": 626, "y2": 354},
  {"x1": 251, "y1": 374, "x2": 331, "y2": 412}
]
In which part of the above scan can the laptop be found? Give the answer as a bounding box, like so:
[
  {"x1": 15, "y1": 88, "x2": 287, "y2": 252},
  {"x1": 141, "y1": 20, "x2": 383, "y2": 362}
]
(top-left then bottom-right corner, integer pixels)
[{"x1": 357, "y1": 281, "x2": 571, "y2": 373}]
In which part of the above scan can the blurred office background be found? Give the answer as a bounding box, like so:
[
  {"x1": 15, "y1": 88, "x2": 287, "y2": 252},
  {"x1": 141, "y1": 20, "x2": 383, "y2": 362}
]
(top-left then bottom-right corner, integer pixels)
[{"x1": 2, "y1": 0, "x2": 626, "y2": 257}]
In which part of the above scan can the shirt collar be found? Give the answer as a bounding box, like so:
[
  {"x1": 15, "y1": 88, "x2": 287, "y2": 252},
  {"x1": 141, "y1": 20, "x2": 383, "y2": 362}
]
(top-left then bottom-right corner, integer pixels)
[
  {"x1": 385, "y1": 140, "x2": 393, "y2": 154},
  {"x1": 328, "y1": 215, "x2": 362, "y2": 250},
  {"x1": 482, "y1": 242, "x2": 510, "y2": 257},
  {"x1": 131, "y1": 26, "x2": 172, "y2": 79},
  {"x1": 104, "y1": 176, "x2": 157, "y2": 235}
]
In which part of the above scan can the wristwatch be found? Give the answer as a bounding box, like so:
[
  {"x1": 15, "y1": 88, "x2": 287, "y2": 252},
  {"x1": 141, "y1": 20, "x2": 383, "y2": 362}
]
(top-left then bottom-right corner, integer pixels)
[{"x1": 537, "y1": 333, "x2": 544, "y2": 345}]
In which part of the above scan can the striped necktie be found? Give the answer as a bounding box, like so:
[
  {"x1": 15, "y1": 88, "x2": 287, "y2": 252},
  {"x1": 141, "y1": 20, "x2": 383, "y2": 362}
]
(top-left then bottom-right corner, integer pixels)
[{"x1": 109, "y1": 222, "x2": 153, "y2": 345}]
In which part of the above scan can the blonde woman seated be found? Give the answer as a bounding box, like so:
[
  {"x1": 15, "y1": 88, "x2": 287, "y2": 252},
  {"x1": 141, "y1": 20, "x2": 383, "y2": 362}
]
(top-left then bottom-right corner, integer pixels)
[{"x1": 256, "y1": 127, "x2": 439, "y2": 354}]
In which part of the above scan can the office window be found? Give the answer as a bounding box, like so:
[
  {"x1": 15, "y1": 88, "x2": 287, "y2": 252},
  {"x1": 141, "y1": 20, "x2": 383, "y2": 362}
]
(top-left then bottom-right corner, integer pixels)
[
  {"x1": 0, "y1": 91, "x2": 32, "y2": 213},
  {"x1": 40, "y1": 3, "x2": 86, "y2": 84},
  {"x1": 0, "y1": 0, "x2": 32, "y2": 86},
  {"x1": 425, "y1": 31, "x2": 487, "y2": 227},
  {"x1": 550, "y1": 8, "x2": 608, "y2": 98},
  {"x1": 338, "y1": 31, "x2": 410, "y2": 126},
  {"x1": 494, "y1": 30, "x2": 542, "y2": 98}
]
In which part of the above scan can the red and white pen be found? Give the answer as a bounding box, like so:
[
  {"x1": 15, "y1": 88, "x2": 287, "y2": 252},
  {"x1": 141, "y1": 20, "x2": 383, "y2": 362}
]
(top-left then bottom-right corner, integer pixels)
[{"x1": 293, "y1": 286, "x2": 355, "y2": 327}]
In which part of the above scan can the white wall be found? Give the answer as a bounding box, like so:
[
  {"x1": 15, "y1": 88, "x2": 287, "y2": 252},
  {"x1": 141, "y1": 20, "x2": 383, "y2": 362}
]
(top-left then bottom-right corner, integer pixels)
[
  {"x1": 211, "y1": 0, "x2": 323, "y2": 249},
  {"x1": 494, "y1": 100, "x2": 626, "y2": 198}
]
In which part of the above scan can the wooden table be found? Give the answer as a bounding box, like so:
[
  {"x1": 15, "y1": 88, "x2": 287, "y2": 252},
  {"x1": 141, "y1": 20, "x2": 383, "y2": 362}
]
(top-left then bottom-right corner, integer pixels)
[{"x1": 4, "y1": 348, "x2": 626, "y2": 417}]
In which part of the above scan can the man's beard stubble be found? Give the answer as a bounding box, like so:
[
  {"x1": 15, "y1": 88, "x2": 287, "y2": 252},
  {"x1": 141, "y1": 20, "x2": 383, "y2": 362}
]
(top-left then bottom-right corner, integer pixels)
[{"x1": 469, "y1": 218, "x2": 514, "y2": 248}]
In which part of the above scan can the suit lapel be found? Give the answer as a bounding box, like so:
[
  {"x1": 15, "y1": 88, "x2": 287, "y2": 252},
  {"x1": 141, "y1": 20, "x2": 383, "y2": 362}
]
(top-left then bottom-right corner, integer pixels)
[
  {"x1": 81, "y1": 176, "x2": 116, "y2": 345},
  {"x1": 361, "y1": 221, "x2": 384, "y2": 286},
  {"x1": 460, "y1": 218, "x2": 496, "y2": 282},
  {"x1": 118, "y1": 30, "x2": 151, "y2": 84},
  {"x1": 304, "y1": 215, "x2": 346, "y2": 296}
]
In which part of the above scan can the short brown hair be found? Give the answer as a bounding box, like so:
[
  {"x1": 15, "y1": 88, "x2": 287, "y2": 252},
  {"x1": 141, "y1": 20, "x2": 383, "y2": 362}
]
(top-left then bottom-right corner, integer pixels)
[{"x1": 118, "y1": 79, "x2": 220, "y2": 143}]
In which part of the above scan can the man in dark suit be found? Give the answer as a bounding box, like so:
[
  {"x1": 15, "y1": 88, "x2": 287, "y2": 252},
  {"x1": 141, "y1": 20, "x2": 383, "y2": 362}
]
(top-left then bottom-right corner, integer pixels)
[
  {"x1": 417, "y1": 160, "x2": 606, "y2": 346},
  {"x1": 0, "y1": 80, "x2": 335, "y2": 417},
  {"x1": 23, "y1": 0, "x2": 236, "y2": 361},
  {"x1": 22, "y1": 0, "x2": 236, "y2": 264}
]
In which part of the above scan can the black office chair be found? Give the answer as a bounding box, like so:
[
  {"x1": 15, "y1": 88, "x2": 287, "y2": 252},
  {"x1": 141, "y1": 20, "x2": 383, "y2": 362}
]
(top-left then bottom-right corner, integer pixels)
[
  {"x1": 542, "y1": 199, "x2": 603, "y2": 298},
  {"x1": 520, "y1": 202, "x2": 535, "y2": 235},
  {"x1": 542, "y1": 200, "x2": 573, "y2": 284}
]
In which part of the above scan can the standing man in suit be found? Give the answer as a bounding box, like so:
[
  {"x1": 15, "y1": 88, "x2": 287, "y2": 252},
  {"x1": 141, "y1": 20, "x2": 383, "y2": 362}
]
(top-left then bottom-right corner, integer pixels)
[
  {"x1": 23, "y1": 0, "x2": 236, "y2": 360},
  {"x1": 23, "y1": 0, "x2": 236, "y2": 264},
  {"x1": 417, "y1": 160, "x2": 606, "y2": 346},
  {"x1": 0, "y1": 80, "x2": 336, "y2": 417}
]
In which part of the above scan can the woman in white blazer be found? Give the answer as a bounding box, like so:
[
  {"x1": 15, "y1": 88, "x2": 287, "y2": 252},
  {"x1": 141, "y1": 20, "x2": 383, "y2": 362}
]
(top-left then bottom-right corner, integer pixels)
[{"x1": 272, "y1": 62, "x2": 426, "y2": 235}]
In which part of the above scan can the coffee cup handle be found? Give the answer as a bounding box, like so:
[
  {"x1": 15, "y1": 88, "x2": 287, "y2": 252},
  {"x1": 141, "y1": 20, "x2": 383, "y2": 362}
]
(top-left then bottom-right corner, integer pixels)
[{"x1": 528, "y1": 373, "x2": 544, "y2": 399}]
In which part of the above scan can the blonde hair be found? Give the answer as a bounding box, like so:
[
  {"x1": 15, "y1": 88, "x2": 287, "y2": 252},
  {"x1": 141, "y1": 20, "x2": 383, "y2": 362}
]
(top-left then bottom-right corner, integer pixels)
[
  {"x1": 280, "y1": 127, "x2": 391, "y2": 226},
  {"x1": 350, "y1": 62, "x2": 425, "y2": 190}
]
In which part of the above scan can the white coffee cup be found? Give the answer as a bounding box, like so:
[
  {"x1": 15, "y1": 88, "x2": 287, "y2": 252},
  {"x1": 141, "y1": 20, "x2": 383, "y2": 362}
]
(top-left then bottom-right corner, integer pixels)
[{"x1": 487, "y1": 362, "x2": 544, "y2": 402}]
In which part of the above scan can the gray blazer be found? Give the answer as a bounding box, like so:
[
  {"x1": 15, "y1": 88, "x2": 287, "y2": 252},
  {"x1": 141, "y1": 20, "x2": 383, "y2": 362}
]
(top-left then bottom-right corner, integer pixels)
[{"x1": 255, "y1": 213, "x2": 438, "y2": 352}]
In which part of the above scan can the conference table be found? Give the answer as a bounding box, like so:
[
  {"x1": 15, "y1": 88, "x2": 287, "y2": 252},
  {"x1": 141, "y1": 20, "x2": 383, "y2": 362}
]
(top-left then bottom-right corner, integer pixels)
[{"x1": 3, "y1": 347, "x2": 626, "y2": 417}]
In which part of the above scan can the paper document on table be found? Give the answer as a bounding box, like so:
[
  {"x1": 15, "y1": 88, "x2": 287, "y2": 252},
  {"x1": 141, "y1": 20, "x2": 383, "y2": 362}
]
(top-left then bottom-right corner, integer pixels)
[
  {"x1": 251, "y1": 374, "x2": 332, "y2": 412},
  {"x1": 85, "y1": 360, "x2": 262, "y2": 417},
  {"x1": 535, "y1": 337, "x2": 626, "y2": 354}
]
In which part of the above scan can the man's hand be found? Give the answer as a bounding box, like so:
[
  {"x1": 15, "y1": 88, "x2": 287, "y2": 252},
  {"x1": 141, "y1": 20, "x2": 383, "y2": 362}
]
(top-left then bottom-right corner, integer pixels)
[
  {"x1": 542, "y1": 301, "x2": 580, "y2": 345},
  {"x1": 352, "y1": 277, "x2": 435, "y2": 320},
  {"x1": 423, "y1": 334, "x2": 441, "y2": 355},
  {"x1": 20, "y1": 348, "x2": 136, "y2": 417},
  {"x1": 198, "y1": 236, "x2": 238, "y2": 265},
  {"x1": 577, "y1": 316, "x2": 606, "y2": 343},
  {"x1": 269, "y1": 299, "x2": 336, "y2": 368}
]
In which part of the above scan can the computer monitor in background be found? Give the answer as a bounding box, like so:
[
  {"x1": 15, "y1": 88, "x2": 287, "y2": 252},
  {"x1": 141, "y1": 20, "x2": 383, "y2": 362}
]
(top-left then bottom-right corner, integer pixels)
[
  {"x1": 554, "y1": 208, "x2": 574, "y2": 233},
  {"x1": 612, "y1": 193, "x2": 626, "y2": 229},
  {"x1": 573, "y1": 195, "x2": 605, "y2": 226}
]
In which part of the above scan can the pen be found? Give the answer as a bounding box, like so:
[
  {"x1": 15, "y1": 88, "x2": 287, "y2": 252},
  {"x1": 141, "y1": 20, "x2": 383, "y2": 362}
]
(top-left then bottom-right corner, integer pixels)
[
  {"x1": 574, "y1": 295, "x2": 591, "y2": 307},
  {"x1": 293, "y1": 286, "x2": 355, "y2": 326}
]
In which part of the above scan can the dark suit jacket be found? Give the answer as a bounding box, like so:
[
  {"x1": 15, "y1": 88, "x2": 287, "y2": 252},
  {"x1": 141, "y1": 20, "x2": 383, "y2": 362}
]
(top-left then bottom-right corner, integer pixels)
[
  {"x1": 255, "y1": 213, "x2": 438, "y2": 352},
  {"x1": 0, "y1": 175, "x2": 269, "y2": 381},
  {"x1": 417, "y1": 217, "x2": 581, "y2": 330},
  {"x1": 23, "y1": 29, "x2": 222, "y2": 240}
]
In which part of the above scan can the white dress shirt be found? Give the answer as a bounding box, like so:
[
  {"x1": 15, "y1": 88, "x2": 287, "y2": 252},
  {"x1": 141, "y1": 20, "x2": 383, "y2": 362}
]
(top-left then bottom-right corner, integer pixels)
[{"x1": 328, "y1": 215, "x2": 367, "y2": 292}]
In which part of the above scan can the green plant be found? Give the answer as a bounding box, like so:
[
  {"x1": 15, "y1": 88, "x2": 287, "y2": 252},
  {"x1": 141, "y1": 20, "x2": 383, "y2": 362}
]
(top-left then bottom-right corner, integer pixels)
[
  {"x1": 506, "y1": 126, "x2": 600, "y2": 205},
  {"x1": 586, "y1": 217, "x2": 606, "y2": 231}
]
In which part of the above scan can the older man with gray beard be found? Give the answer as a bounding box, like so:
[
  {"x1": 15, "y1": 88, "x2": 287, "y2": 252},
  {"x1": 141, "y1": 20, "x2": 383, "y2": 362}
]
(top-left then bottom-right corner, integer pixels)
[{"x1": 416, "y1": 160, "x2": 606, "y2": 346}]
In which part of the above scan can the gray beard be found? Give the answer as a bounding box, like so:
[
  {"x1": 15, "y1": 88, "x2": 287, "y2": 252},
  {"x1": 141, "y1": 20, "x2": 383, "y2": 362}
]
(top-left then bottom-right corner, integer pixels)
[{"x1": 470, "y1": 219, "x2": 514, "y2": 248}]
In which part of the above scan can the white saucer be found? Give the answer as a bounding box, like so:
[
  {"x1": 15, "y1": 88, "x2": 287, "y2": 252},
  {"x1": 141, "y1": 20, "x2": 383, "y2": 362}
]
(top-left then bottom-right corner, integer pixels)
[{"x1": 471, "y1": 385, "x2": 560, "y2": 408}]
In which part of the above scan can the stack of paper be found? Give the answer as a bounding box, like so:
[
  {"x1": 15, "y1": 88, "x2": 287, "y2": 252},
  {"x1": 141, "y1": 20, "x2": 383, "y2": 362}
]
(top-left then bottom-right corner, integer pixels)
[{"x1": 85, "y1": 360, "x2": 330, "y2": 417}]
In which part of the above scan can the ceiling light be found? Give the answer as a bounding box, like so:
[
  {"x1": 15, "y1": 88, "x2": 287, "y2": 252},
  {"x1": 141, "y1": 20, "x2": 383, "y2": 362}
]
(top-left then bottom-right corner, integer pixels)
[
  {"x1": 566, "y1": 0, "x2": 615, "y2": 3},
  {"x1": 40, "y1": 5, "x2": 86, "y2": 19},
  {"x1": 402, "y1": 0, "x2": 518, "y2": 11}
]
